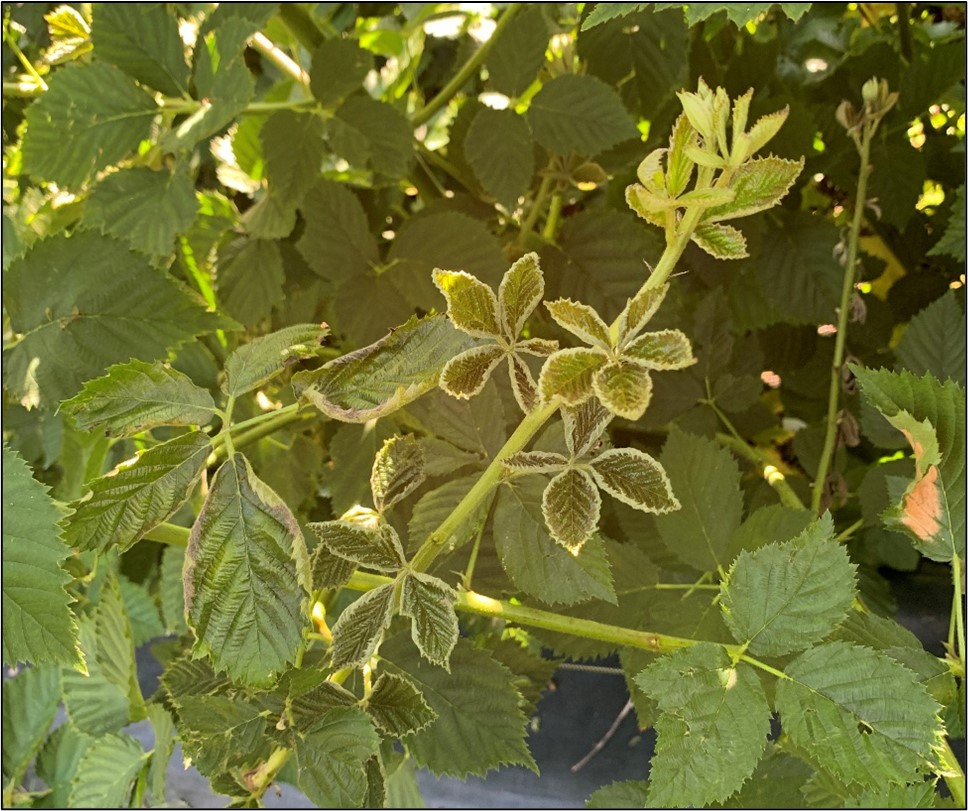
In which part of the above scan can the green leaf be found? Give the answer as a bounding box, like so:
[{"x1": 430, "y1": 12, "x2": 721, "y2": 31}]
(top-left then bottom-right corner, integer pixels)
[
  {"x1": 538, "y1": 347, "x2": 609, "y2": 405},
  {"x1": 365, "y1": 672, "x2": 439, "y2": 738},
  {"x1": 84, "y1": 167, "x2": 198, "y2": 260},
  {"x1": 927, "y1": 185, "x2": 965, "y2": 262},
  {"x1": 216, "y1": 237, "x2": 285, "y2": 326},
  {"x1": 293, "y1": 314, "x2": 476, "y2": 422},
  {"x1": 241, "y1": 191, "x2": 297, "y2": 240},
  {"x1": 295, "y1": 707, "x2": 382, "y2": 809},
  {"x1": 618, "y1": 283, "x2": 668, "y2": 344},
  {"x1": 310, "y1": 543, "x2": 357, "y2": 590},
  {"x1": 636, "y1": 643, "x2": 771, "y2": 808},
  {"x1": 581, "y1": 4, "x2": 650, "y2": 30},
  {"x1": 145, "y1": 704, "x2": 175, "y2": 805},
  {"x1": 705, "y1": 157, "x2": 803, "y2": 223},
  {"x1": 587, "y1": 780, "x2": 650, "y2": 808},
  {"x1": 2, "y1": 666, "x2": 61, "y2": 787},
  {"x1": 2, "y1": 445, "x2": 78, "y2": 668},
  {"x1": 776, "y1": 641, "x2": 943, "y2": 790},
  {"x1": 592, "y1": 359, "x2": 653, "y2": 420},
  {"x1": 721, "y1": 514, "x2": 856, "y2": 655},
  {"x1": 117, "y1": 575, "x2": 164, "y2": 647},
  {"x1": 331, "y1": 95, "x2": 413, "y2": 179},
  {"x1": 545, "y1": 298, "x2": 612, "y2": 348},
  {"x1": 895, "y1": 293, "x2": 966, "y2": 386},
  {"x1": 528, "y1": 74, "x2": 638, "y2": 156},
  {"x1": 308, "y1": 520, "x2": 406, "y2": 572},
  {"x1": 371, "y1": 434, "x2": 426, "y2": 512},
  {"x1": 4, "y1": 231, "x2": 221, "y2": 408},
  {"x1": 499, "y1": 252, "x2": 545, "y2": 339},
  {"x1": 465, "y1": 109, "x2": 535, "y2": 209},
  {"x1": 22, "y1": 62, "x2": 156, "y2": 188},
  {"x1": 494, "y1": 478, "x2": 616, "y2": 606},
  {"x1": 285, "y1": 671, "x2": 357, "y2": 734},
  {"x1": 845, "y1": 782, "x2": 938, "y2": 809},
  {"x1": 330, "y1": 583, "x2": 395, "y2": 670},
  {"x1": 542, "y1": 467, "x2": 601, "y2": 552},
  {"x1": 622, "y1": 328, "x2": 696, "y2": 370},
  {"x1": 485, "y1": 5, "x2": 549, "y2": 96},
  {"x1": 653, "y1": 428, "x2": 743, "y2": 571},
  {"x1": 433, "y1": 269, "x2": 502, "y2": 338},
  {"x1": 64, "y1": 433, "x2": 209, "y2": 553},
  {"x1": 692, "y1": 221, "x2": 749, "y2": 259},
  {"x1": 159, "y1": 546, "x2": 187, "y2": 634},
  {"x1": 563, "y1": 398, "x2": 612, "y2": 458},
  {"x1": 184, "y1": 454, "x2": 311, "y2": 686},
  {"x1": 223, "y1": 323, "x2": 329, "y2": 397},
  {"x1": 381, "y1": 635, "x2": 537, "y2": 778},
  {"x1": 60, "y1": 359, "x2": 216, "y2": 437},
  {"x1": 310, "y1": 38, "x2": 372, "y2": 107},
  {"x1": 852, "y1": 366, "x2": 965, "y2": 561},
  {"x1": 68, "y1": 733, "x2": 147, "y2": 808},
  {"x1": 725, "y1": 503, "x2": 812, "y2": 559},
  {"x1": 261, "y1": 110, "x2": 326, "y2": 205},
  {"x1": 35, "y1": 723, "x2": 94, "y2": 808},
  {"x1": 400, "y1": 571, "x2": 460, "y2": 669},
  {"x1": 440, "y1": 345, "x2": 506, "y2": 399},
  {"x1": 589, "y1": 447, "x2": 679, "y2": 514},
  {"x1": 91, "y1": 3, "x2": 189, "y2": 95}
]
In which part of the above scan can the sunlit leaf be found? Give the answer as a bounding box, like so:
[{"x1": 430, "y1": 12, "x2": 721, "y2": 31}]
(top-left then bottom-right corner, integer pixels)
[
  {"x1": 223, "y1": 323, "x2": 329, "y2": 397},
  {"x1": 371, "y1": 434, "x2": 426, "y2": 512},
  {"x1": 433, "y1": 269, "x2": 502, "y2": 338},
  {"x1": 499, "y1": 252, "x2": 545, "y2": 339},
  {"x1": 440, "y1": 345, "x2": 505, "y2": 399},
  {"x1": 705, "y1": 157, "x2": 804, "y2": 223},
  {"x1": 308, "y1": 520, "x2": 406, "y2": 573},
  {"x1": 545, "y1": 298, "x2": 612, "y2": 348},
  {"x1": 401, "y1": 572, "x2": 460, "y2": 669},
  {"x1": 692, "y1": 221, "x2": 749, "y2": 259},
  {"x1": 538, "y1": 347, "x2": 609, "y2": 405}
]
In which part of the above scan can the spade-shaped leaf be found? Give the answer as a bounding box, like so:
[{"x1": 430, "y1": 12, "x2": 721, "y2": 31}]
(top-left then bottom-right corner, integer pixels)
[
  {"x1": 364, "y1": 672, "x2": 438, "y2": 737},
  {"x1": 589, "y1": 448, "x2": 679, "y2": 513},
  {"x1": 400, "y1": 572, "x2": 460, "y2": 670},
  {"x1": 542, "y1": 467, "x2": 601, "y2": 552}
]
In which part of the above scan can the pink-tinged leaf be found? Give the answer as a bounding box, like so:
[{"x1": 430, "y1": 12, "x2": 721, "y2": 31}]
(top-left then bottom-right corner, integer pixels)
[
  {"x1": 593, "y1": 360, "x2": 653, "y2": 420},
  {"x1": 508, "y1": 352, "x2": 540, "y2": 413},
  {"x1": 544, "y1": 299, "x2": 612, "y2": 349},
  {"x1": 623, "y1": 329, "x2": 697, "y2": 370},
  {"x1": 498, "y1": 253, "x2": 544, "y2": 338},
  {"x1": 618, "y1": 284, "x2": 669, "y2": 343},
  {"x1": 538, "y1": 347, "x2": 609, "y2": 406},
  {"x1": 704, "y1": 156, "x2": 804, "y2": 223},
  {"x1": 563, "y1": 398, "x2": 612, "y2": 458},
  {"x1": 542, "y1": 467, "x2": 601, "y2": 553},
  {"x1": 504, "y1": 451, "x2": 569, "y2": 474},
  {"x1": 691, "y1": 222, "x2": 749, "y2": 260},
  {"x1": 433, "y1": 269, "x2": 501, "y2": 338},
  {"x1": 589, "y1": 448, "x2": 680, "y2": 514},
  {"x1": 440, "y1": 345, "x2": 505, "y2": 399}
]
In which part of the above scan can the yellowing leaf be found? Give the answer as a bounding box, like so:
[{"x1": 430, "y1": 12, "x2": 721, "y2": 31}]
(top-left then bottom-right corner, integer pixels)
[
  {"x1": 618, "y1": 283, "x2": 669, "y2": 343},
  {"x1": 499, "y1": 253, "x2": 545, "y2": 339},
  {"x1": 704, "y1": 156, "x2": 804, "y2": 223},
  {"x1": 691, "y1": 221, "x2": 749, "y2": 259},
  {"x1": 433, "y1": 270, "x2": 502, "y2": 338}
]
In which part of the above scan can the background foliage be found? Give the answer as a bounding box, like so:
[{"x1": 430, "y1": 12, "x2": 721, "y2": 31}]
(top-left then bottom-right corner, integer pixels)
[{"x1": 2, "y1": 2, "x2": 965, "y2": 808}]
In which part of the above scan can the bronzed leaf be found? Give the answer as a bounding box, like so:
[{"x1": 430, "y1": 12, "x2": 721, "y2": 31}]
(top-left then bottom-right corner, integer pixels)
[
  {"x1": 592, "y1": 359, "x2": 653, "y2": 420},
  {"x1": 538, "y1": 347, "x2": 609, "y2": 405}
]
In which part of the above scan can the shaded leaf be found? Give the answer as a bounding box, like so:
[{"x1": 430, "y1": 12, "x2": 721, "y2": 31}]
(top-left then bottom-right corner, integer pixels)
[
  {"x1": 408, "y1": 475, "x2": 490, "y2": 551},
  {"x1": 60, "y1": 359, "x2": 216, "y2": 437},
  {"x1": 776, "y1": 642, "x2": 942, "y2": 790},
  {"x1": 465, "y1": 108, "x2": 535, "y2": 208},
  {"x1": 293, "y1": 314, "x2": 476, "y2": 422},
  {"x1": 184, "y1": 454, "x2": 311, "y2": 686},
  {"x1": 618, "y1": 283, "x2": 668, "y2": 343},
  {"x1": 2, "y1": 666, "x2": 61, "y2": 787},
  {"x1": 365, "y1": 672, "x2": 439, "y2": 737},
  {"x1": 725, "y1": 503, "x2": 812, "y2": 559},
  {"x1": 504, "y1": 450, "x2": 569, "y2": 474},
  {"x1": 589, "y1": 447, "x2": 678, "y2": 514},
  {"x1": 23, "y1": 62, "x2": 155, "y2": 188},
  {"x1": 371, "y1": 434, "x2": 426, "y2": 512},
  {"x1": 310, "y1": 543, "x2": 357, "y2": 590},
  {"x1": 895, "y1": 293, "x2": 966, "y2": 387},
  {"x1": 159, "y1": 545, "x2": 187, "y2": 635},
  {"x1": 636, "y1": 644, "x2": 771, "y2": 807},
  {"x1": 34, "y1": 722, "x2": 93, "y2": 808},
  {"x1": 563, "y1": 398, "x2": 612, "y2": 458},
  {"x1": 308, "y1": 520, "x2": 406, "y2": 572},
  {"x1": 582, "y1": 4, "x2": 650, "y2": 30},
  {"x1": 223, "y1": 323, "x2": 329, "y2": 397},
  {"x1": 927, "y1": 185, "x2": 965, "y2": 262},
  {"x1": 542, "y1": 467, "x2": 601, "y2": 551},
  {"x1": 217, "y1": 237, "x2": 285, "y2": 325},
  {"x1": 261, "y1": 110, "x2": 326, "y2": 205},
  {"x1": 330, "y1": 584, "x2": 395, "y2": 670},
  {"x1": 296, "y1": 180, "x2": 379, "y2": 284},
  {"x1": 400, "y1": 571, "x2": 460, "y2": 669},
  {"x1": 623, "y1": 329, "x2": 696, "y2": 370},
  {"x1": 508, "y1": 351, "x2": 541, "y2": 414},
  {"x1": 331, "y1": 95, "x2": 413, "y2": 179},
  {"x1": 68, "y1": 733, "x2": 147, "y2": 808},
  {"x1": 2, "y1": 445, "x2": 78, "y2": 667},
  {"x1": 486, "y1": 6, "x2": 550, "y2": 96},
  {"x1": 117, "y1": 575, "x2": 164, "y2": 647},
  {"x1": 64, "y1": 433, "x2": 209, "y2": 553},
  {"x1": 310, "y1": 38, "x2": 372, "y2": 107},
  {"x1": 587, "y1": 780, "x2": 650, "y2": 808},
  {"x1": 720, "y1": 514, "x2": 856, "y2": 656}
]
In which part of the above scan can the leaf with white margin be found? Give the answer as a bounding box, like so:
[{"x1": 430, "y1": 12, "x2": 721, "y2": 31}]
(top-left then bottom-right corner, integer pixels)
[
  {"x1": 400, "y1": 572, "x2": 460, "y2": 670},
  {"x1": 542, "y1": 467, "x2": 601, "y2": 552},
  {"x1": 544, "y1": 299, "x2": 611, "y2": 349},
  {"x1": 498, "y1": 252, "x2": 544, "y2": 338},
  {"x1": 330, "y1": 584, "x2": 396, "y2": 670},
  {"x1": 538, "y1": 347, "x2": 608, "y2": 405},
  {"x1": 593, "y1": 360, "x2": 653, "y2": 420},
  {"x1": 507, "y1": 352, "x2": 540, "y2": 413},
  {"x1": 433, "y1": 269, "x2": 501, "y2": 338},
  {"x1": 371, "y1": 434, "x2": 425, "y2": 512},
  {"x1": 589, "y1": 448, "x2": 679, "y2": 513},
  {"x1": 623, "y1": 329, "x2": 696, "y2": 370},
  {"x1": 364, "y1": 672, "x2": 439, "y2": 737},
  {"x1": 692, "y1": 221, "x2": 749, "y2": 259},
  {"x1": 704, "y1": 156, "x2": 804, "y2": 223},
  {"x1": 504, "y1": 451, "x2": 569, "y2": 474},
  {"x1": 441, "y1": 345, "x2": 505, "y2": 399},
  {"x1": 563, "y1": 398, "x2": 612, "y2": 458}
]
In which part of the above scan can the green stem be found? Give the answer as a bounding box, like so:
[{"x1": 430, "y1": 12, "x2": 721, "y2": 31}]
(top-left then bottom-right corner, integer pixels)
[
  {"x1": 896, "y1": 2, "x2": 913, "y2": 61},
  {"x1": 3, "y1": 27, "x2": 46, "y2": 91},
  {"x1": 542, "y1": 193, "x2": 564, "y2": 242},
  {"x1": 715, "y1": 432, "x2": 805, "y2": 510},
  {"x1": 834, "y1": 517, "x2": 864, "y2": 543},
  {"x1": 411, "y1": 4, "x2": 521, "y2": 127},
  {"x1": 649, "y1": 583, "x2": 720, "y2": 591},
  {"x1": 952, "y1": 552, "x2": 965, "y2": 668},
  {"x1": 518, "y1": 175, "x2": 553, "y2": 245},
  {"x1": 248, "y1": 32, "x2": 310, "y2": 90},
  {"x1": 739, "y1": 654, "x2": 789, "y2": 681},
  {"x1": 277, "y1": 3, "x2": 327, "y2": 51},
  {"x1": 143, "y1": 523, "x2": 191, "y2": 547},
  {"x1": 462, "y1": 517, "x2": 488, "y2": 591},
  {"x1": 221, "y1": 396, "x2": 237, "y2": 459},
  {"x1": 811, "y1": 121, "x2": 873, "y2": 514},
  {"x1": 938, "y1": 738, "x2": 967, "y2": 807},
  {"x1": 243, "y1": 747, "x2": 291, "y2": 799},
  {"x1": 218, "y1": 410, "x2": 316, "y2": 461}
]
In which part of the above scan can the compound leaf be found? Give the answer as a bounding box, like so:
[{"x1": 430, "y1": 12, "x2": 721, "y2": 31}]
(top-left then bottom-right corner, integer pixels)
[
  {"x1": 371, "y1": 434, "x2": 426, "y2": 512},
  {"x1": 400, "y1": 572, "x2": 460, "y2": 670},
  {"x1": 365, "y1": 673, "x2": 438, "y2": 738},
  {"x1": 2, "y1": 444, "x2": 79, "y2": 668},
  {"x1": 68, "y1": 733, "x2": 147, "y2": 809},
  {"x1": 22, "y1": 62, "x2": 156, "y2": 189},
  {"x1": 4, "y1": 232, "x2": 221, "y2": 408},
  {"x1": 330, "y1": 584, "x2": 395, "y2": 670},
  {"x1": 775, "y1": 642, "x2": 943, "y2": 789},
  {"x1": 223, "y1": 323, "x2": 330, "y2": 397},
  {"x1": 293, "y1": 315, "x2": 475, "y2": 422},
  {"x1": 308, "y1": 520, "x2": 405, "y2": 573},
  {"x1": 636, "y1": 643, "x2": 771, "y2": 808},
  {"x1": 589, "y1": 447, "x2": 679, "y2": 514},
  {"x1": 720, "y1": 514, "x2": 857, "y2": 656},
  {"x1": 295, "y1": 707, "x2": 381, "y2": 809},
  {"x1": 61, "y1": 359, "x2": 216, "y2": 437},
  {"x1": 64, "y1": 433, "x2": 210, "y2": 554},
  {"x1": 653, "y1": 428, "x2": 743, "y2": 571},
  {"x1": 542, "y1": 467, "x2": 601, "y2": 552},
  {"x1": 528, "y1": 74, "x2": 638, "y2": 156},
  {"x1": 381, "y1": 635, "x2": 537, "y2": 778},
  {"x1": 184, "y1": 454, "x2": 311, "y2": 686}
]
